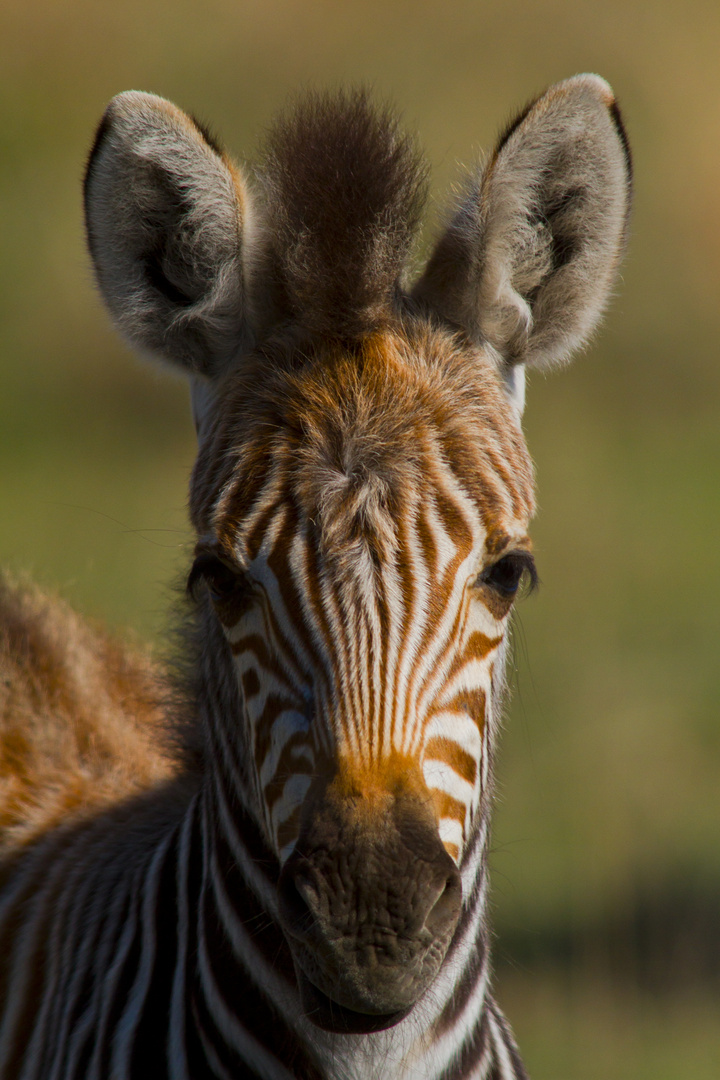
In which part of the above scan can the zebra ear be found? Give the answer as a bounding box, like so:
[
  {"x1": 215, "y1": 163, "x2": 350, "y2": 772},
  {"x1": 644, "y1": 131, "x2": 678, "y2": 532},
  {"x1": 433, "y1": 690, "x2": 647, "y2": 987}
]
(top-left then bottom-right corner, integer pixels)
[
  {"x1": 414, "y1": 75, "x2": 631, "y2": 386},
  {"x1": 84, "y1": 91, "x2": 254, "y2": 381}
]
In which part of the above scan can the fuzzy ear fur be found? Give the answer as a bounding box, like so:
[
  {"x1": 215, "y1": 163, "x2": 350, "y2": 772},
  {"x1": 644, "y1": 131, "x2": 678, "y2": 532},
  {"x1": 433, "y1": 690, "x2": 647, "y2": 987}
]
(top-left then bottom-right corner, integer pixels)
[
  {"x1": 84, "y1": 92, "x2": 253, "y2": 379},
  {"x1": 414, "y1": 74, "x2": 632, "y2": 377}
]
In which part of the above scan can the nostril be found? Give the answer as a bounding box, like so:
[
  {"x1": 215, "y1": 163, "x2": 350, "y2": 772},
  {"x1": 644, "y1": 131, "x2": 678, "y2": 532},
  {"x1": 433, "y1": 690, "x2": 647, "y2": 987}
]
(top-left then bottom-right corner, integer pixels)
[
  {"x1": 425, "y1": 870, "x2": 462, "y2": 934},
  {"x1": 278, "y1": 869, "x2": 317, "y2": 935}
]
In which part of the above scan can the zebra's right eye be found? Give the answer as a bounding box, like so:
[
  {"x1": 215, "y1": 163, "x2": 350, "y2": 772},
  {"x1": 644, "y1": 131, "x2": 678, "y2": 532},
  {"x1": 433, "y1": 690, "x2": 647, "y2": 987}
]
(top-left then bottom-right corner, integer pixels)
[
  {"x1": 187, "y1": 553, "x2": 246, "y2": 604},
  {"x1": 477, "y1": 551, "x2": 538, "y2": 599}
]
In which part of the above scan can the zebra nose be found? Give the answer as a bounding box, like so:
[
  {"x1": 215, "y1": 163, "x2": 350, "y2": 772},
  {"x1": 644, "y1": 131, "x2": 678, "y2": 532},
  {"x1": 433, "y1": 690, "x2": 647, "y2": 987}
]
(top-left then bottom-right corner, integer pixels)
[
  {"x1": 276, "y1": 790, "x2": 463, "y2": 1024},
  {"x1": 279, "y1": 860, "x2": 461, "y2": 939},
  {"x1": 423, "y1": 866, "x2": 463, "y2": 935},
  {"x1": 278, "y1": 832, "x2": 462, "y2": 940}
]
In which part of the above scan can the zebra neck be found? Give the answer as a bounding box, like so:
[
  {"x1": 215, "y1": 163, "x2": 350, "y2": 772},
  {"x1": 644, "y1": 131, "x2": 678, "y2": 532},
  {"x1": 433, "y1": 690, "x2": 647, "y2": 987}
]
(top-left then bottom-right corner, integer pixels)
[{"x1": 188, "y1": 777, "x2": 319, "y2": 1078}]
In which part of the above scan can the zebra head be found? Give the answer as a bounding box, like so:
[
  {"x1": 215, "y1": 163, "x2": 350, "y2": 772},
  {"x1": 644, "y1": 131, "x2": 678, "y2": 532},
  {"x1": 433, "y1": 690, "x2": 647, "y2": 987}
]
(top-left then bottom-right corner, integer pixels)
[{"x1": 85, "y1": 80, "x2": 631, "y2": 1032}]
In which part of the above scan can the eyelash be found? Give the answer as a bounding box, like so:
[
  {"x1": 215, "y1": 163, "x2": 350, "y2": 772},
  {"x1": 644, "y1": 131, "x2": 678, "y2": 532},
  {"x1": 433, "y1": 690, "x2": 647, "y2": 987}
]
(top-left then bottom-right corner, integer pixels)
[{"x1": 477, "y1": 551, "x2": 539, "y2": 598}]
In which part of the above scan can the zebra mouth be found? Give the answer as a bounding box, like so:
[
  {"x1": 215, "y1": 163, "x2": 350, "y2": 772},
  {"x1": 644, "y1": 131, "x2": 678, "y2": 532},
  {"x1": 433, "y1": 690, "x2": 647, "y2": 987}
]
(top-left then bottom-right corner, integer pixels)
[{"x1": 297, "y1": 968, "x2": 412, "y2": 1034}]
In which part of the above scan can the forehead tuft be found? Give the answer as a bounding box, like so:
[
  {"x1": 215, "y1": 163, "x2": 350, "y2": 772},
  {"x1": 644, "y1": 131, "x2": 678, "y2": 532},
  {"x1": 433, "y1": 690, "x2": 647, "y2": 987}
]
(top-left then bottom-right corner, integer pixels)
[{"x1": 190, "y1": 326, "x2": 535, "y2": 554}]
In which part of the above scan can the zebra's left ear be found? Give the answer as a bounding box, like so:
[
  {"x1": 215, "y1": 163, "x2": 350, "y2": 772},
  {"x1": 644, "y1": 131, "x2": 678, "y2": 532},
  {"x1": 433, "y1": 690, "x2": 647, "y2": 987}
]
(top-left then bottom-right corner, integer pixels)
[{"x1": 414, "y1": 75, "x2": 631, "y2": 407}]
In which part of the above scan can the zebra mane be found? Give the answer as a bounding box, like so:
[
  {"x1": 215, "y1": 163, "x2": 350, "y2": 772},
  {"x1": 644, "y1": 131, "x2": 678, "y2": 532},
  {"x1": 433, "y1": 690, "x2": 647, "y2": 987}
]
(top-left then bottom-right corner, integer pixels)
[{"x1": 259, "y1": 88, "x2": 429, "y2": 339}]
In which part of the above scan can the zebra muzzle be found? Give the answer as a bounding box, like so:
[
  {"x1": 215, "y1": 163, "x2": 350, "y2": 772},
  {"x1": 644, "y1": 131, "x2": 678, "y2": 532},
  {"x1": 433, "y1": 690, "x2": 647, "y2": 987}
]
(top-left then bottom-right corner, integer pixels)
[{"x1": 277, "y1": 777, "x2": 462, "y2": 1032}]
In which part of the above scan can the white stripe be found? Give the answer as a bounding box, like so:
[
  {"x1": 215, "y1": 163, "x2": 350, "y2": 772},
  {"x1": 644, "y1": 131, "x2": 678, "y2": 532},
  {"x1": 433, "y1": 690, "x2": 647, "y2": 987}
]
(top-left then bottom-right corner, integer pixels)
[
  {"x1": 488, "y1": 1009, "x2": 517, "y2": 1078},
  {"x1": 424, "y1": 709, "x2": 483, "y2": 761},
  {"x1": 212, "y1": 783, "x2": 278, "y2": 916},
  {"x1": 110, "y1": 833, "x2": 173, "y2": 1076},
  {"x1": 209, "y1": 847, "x2": 299, "y2": 1023},
  {"x1": 270, "y1": 773, "x2": 312, "y2": 847},
  {"x1": 0, "y1": 850, "x2": 75, "y2": 1075},
  {"x1": 45, "y1": 863, "x2": 128, "y2": 1080},
  {"x1": 60, "y1": 884, "x2": 135, "y2": 1078},
  {"x1": 438, "y1": 657, "x2": 493, "y2": 704},
  {"x1": 423, "y1": 758, "x2": 474, "y2": 809},
  {"x1": 258, "y1": 709, "x2": 312, "y2": 788},
  {"x1": 438, "y1": 817, "x2": 464, "y2": 852},
  {"x1": 169, "y1": 804, "x2": 196, "y2": 1080},
  {"x1": 21, "y1": 859, "x2": 93, "y2": 1078},
  {"x1": 196, "y1": 929, "x2": 297, "y2": 1080},
  {"x1": 86, "y1": 872, "x2": 144, "y2": 1080},
  {"x1": 431, "y1": 956, "x2": 493, "y2": 1075}
]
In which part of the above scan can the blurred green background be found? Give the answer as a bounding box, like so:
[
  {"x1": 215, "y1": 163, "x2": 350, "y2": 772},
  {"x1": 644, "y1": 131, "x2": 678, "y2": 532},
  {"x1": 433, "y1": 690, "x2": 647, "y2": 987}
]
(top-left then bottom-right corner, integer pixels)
[{"x1": 1, "y1": 2, "x2": 719, "y2": 1076}]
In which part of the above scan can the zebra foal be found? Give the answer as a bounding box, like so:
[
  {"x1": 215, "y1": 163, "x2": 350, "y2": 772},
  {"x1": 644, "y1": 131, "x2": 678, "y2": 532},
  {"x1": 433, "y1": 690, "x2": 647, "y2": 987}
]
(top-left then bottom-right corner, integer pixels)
[{"x1": 0, "y1": 77, "x2": 631, "y2": 1078}]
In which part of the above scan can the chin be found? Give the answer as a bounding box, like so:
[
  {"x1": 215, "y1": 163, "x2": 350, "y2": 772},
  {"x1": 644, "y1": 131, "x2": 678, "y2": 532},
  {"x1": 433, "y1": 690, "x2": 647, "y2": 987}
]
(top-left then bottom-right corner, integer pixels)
[{"x1": 297, "y1": 969, "x2": 414, "y2": 1035}]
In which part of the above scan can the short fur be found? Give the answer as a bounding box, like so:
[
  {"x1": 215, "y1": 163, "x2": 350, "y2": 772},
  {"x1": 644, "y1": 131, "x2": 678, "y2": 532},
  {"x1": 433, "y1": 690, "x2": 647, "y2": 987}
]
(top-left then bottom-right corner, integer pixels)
[{"x1": 260, "y1": 88, "x2": 429, "y2": 339}]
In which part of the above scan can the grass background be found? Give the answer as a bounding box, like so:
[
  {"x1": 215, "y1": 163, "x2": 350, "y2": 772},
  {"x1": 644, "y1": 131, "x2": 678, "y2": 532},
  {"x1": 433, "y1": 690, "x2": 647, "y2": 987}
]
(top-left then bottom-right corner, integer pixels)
[{"x1": 1, "y1": 2, "x2": 719, "y2": 1075}]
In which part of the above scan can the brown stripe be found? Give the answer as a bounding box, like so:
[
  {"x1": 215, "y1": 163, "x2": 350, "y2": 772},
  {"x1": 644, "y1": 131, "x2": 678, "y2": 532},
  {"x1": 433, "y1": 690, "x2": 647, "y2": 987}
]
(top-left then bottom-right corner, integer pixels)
[
  {"x1": 440, "y1": 688, "x2": 486, "y2": 734},
  {"x1": 424, "y1": 736, "x2": 477, "y2": 786},
  {"x1": 276, "y1": 805, "x2": 302, "y2": 852},
  {"x1": 129, "y1": 830, "x2": 180, "y2": 1071},
  {"x1": 436, "y1": 1006, "x2": 491, "y2": 1080},
  {"x1": 434, "y1": 938, "x2": 487, "y2": 1037},
  {"x1": 253, "y1": 696, "x2": 307, "y2": 770},
  {"x1": 210, "y1": 824, "x2": 295, "y2": 981},
  {"x1": 465, "y1": 631, "x2": 503, "y2": 657},
  {"x1": 262, "y1": 735, "x2": 314, "y2": 814},
  {"x1": 0, "y1": 842, "x2": 93, "y2": 1076},
  {"x1": 432, "y1": 789, "x2": 466, "y2": 824}
]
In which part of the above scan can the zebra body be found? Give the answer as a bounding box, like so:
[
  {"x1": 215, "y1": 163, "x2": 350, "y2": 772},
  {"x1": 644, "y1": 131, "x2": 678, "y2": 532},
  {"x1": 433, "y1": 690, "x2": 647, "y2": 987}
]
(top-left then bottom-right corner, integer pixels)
[{"x1": 0, "y1": 77, "x2": 631, "y2": 1078}]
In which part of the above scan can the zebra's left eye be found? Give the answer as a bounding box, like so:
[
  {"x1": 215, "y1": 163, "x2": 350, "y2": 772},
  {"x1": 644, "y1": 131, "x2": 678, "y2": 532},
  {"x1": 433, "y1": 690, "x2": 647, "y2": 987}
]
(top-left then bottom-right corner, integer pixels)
[
  {"x1": 478, "y1": 552, "x2": 538, "y2": 598},
  {"x1": 187, "y1": 553, "x2": 246, "y2": 603}
]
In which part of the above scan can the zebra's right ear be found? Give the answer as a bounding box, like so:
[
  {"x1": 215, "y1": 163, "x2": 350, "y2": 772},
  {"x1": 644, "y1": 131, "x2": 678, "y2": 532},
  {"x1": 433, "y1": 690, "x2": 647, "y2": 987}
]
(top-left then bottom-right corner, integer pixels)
[{"x1": 84, "y1": 92, "x2": 254, "y2": 381}]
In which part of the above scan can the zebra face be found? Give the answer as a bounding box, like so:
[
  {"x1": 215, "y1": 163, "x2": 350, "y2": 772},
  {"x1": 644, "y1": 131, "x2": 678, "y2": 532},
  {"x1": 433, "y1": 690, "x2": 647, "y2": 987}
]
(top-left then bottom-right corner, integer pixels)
[{"x1": 189, "y1": 326, "x2": 536, "y2": 1028}]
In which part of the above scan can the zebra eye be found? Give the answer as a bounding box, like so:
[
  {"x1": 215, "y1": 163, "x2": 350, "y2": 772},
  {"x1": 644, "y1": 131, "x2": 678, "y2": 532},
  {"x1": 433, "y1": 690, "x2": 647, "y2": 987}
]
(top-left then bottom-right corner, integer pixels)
[
  {"x1": 187, "y1": 553, "x2": 245, "y2": 603},
  {"x1": 478, "y1": 552, "x2": 538, "y2": 598}
]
